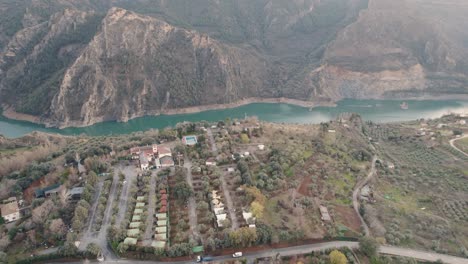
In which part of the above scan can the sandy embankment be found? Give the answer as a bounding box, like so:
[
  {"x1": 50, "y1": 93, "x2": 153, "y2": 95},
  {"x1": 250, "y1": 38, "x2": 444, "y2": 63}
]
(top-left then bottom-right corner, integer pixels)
[
  {"x1": 160, "y1": 97, "x2": 334, "y2": 115},
  {"x1": 1, "y1": 104, "x2": 42, "y2": 123}
]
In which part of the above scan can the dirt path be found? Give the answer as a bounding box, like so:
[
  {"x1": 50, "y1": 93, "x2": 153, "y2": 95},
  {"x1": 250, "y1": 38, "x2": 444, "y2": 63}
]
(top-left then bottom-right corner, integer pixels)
[
  {"x1": 220, "y1": 171, "x2": 239, "y2": 230},
  {"x1": 115, "y1": 166, "x2": 136, "y2": 227},
  {"x1": 352, "y1": 156, "x2": 377, "y2": 236},
  {"x1": 142, "y1": 170, "x2": 158, "y2": 246},
  {"x1": 183, "y1": 158, "x2": 200, "y2": 239},
  {"x1": 449, "y1": 134, "x2": 468, "y2": 157},
  {"x1": 207, "y1": 128, "x2": 238, "y2": 229}
]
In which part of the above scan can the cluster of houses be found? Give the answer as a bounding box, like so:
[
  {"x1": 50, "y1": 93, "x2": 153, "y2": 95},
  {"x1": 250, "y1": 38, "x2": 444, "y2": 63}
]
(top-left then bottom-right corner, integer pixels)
[
  {"x1": 211, "y1": 190, "x2": 227, "y2": 227},
  {"x1": 151, "y1": 188, "x2": 169, "y2": 249},
  {"x1": 0, "y1": 197, "x2": 21, "y2": 223},
  {"x1": 131, "y1": 144, "x2": 174, "y2": 171}
]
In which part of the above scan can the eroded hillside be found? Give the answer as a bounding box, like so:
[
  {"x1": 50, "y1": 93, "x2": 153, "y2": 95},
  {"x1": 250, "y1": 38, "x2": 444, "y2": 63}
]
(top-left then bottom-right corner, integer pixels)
[{"x1": 0, "y1": 0, "x2": 467, "y2": 127}]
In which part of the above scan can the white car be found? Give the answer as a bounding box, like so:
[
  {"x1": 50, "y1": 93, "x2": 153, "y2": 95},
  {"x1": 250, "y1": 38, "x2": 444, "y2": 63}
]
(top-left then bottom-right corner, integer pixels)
[{"x1": 232, "y1": 252, "x2": 243, "y2": 258}]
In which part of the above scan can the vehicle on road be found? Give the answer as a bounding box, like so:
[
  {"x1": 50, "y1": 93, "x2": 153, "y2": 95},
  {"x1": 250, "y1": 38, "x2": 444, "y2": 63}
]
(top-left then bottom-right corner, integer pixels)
[
  {"x1": 232, "y1": 252, "x2": 243, "y2": 258},
  {"x1": 196, "y1": 255, "x2": 214, "y2": 262}
]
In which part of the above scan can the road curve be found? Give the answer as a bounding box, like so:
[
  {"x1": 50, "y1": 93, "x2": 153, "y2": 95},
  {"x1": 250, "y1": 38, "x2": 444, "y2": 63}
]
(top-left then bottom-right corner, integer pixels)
[
  {"x1": 449, "y1": 135, "x2": 468, "y2": 157},
  {"x1": 352, "y1": 156, "x2": 378, "y2": 236},
  {"x1": 71, "y1": 241, "x2": 468, "y2": 264}
]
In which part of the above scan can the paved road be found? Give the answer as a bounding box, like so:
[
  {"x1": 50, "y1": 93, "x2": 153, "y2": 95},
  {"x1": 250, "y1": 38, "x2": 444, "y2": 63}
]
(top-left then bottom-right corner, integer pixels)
[
  {"x1": 115, "y1": 166, "x2": 136, "y2": 227},
  {"x1": 66, "y1": 241, "x2": 468, "y2": 264},
  {"x1": 183, "y1": 158, "x2": 200, "y2": 239},
  {"x1": 449, "y1": 135, "x2": 468, "y2": 157},
  {"x1": 95, "y1": 169, "x2": 120, "y2": 260},
  {"x1": 142, "y1": 170, "x2": 158, "y2": 246},
  {"x1": 352, "y1": 156, "x2": 377, "y2": 236}
]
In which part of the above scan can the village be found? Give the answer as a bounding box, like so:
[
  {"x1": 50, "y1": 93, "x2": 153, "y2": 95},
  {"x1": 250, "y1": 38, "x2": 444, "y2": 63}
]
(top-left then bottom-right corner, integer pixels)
[{"x1": 0, "y1": 113, "x2": 467, "y2": 263}]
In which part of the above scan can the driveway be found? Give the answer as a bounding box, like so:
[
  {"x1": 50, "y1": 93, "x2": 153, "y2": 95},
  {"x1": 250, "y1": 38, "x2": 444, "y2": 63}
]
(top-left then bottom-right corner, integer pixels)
[{"x1": 115, "y1": 166, "x2": 136, "y2": 227}]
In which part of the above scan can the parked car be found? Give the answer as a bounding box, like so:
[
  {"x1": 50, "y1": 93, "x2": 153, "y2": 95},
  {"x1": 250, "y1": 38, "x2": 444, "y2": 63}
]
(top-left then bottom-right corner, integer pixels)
[{"x1": 232, "y1": 252, "x2": 243, "y2": 258}]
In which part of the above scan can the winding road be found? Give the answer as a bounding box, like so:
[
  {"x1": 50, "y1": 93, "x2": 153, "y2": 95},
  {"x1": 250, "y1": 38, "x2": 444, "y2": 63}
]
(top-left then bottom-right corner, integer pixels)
[
  {"x1": 449, "y1": 134, "x2": 468, "y2": 157},
  {"x1": 352, "y1": 156, "x2": 377, "y2": 236}
]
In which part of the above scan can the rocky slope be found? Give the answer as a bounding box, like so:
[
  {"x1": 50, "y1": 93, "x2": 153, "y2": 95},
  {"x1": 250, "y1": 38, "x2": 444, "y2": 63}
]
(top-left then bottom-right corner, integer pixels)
[
  {"x1": 0, "y1": 0, "x2": 467, "y2": 127},
  {"x1": 47, "y1": 7, "x2": 268, "y2": 127}
]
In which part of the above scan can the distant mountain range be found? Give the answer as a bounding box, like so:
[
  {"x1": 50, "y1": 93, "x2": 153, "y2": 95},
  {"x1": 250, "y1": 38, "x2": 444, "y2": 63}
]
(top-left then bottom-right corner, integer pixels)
[{"x1": 1, "y1": 0, "x2": 467, "y2": 127}]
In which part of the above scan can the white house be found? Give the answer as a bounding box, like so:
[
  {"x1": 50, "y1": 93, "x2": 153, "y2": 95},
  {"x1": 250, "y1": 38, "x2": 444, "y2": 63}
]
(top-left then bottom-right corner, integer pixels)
[
  {"x1": 1, "y1": 199, "x2": 20, "y2": 223},
  {"x1": 140, "y1": 153, "x2": 149, "y2": 170},
  {"x1": 205, "y1": 158, "x2": 217, "y2": 166},
  {"x1": 258, "y1": 145, "x2": 265, "y2": 150}
]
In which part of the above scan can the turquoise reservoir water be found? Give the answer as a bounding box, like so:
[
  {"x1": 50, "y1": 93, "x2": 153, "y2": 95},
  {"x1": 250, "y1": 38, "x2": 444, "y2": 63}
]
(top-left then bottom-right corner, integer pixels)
[{"x1": 1, "y1": 99, "x2": 467, "y2": 138}]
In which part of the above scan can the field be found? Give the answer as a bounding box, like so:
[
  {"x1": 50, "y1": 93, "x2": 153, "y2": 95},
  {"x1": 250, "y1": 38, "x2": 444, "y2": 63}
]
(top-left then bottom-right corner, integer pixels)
[{"x1": 363, "y1": 119, "x2": 468, "y2": 256}]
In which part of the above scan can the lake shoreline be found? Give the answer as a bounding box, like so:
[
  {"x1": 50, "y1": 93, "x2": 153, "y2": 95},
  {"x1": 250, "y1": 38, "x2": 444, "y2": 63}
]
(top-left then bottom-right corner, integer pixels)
[
  {"x1": 0, "y1": 95, "x2": 468, "y2": 133},
  {"x1": 2, "y1": 98, "x2": 335, "y2": 128}
]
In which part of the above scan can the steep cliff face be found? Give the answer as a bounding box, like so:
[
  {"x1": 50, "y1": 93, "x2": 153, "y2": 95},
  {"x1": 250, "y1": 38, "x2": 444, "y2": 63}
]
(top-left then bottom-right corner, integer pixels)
[
  {"x1": 0, "y1": 8, "x2": 103, "y2": 115},
  {"x1": 0, "y1": 0, "x2": 467, "y2": 127},
  {"x1": 47, "y1": 8, "x2": 268, "y2": 127},
  {"x1": 310, "y1": 0, "x2": 468, "y2": 100}
]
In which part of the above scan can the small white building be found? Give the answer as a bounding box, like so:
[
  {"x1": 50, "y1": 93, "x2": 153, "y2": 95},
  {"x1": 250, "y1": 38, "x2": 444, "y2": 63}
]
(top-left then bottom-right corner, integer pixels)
[
  {"x1": 227, "y1": 167, "x2": 235, "y2": 172},
  {"x1": 206, "y1": 158, "x2": 217, "y2": 166},
  {"x1": 1, "y1": 198, "x2": 20, "y2": 223},
  {"x1": 258, "y1": 145, "x2": 265, "y2": 150},
  {"x1": 140, "y1": 153, "x2": 149, "y2": 170}
]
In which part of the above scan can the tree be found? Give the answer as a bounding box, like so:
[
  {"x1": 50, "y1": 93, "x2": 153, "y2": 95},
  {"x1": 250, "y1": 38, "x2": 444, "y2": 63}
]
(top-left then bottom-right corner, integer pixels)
[
  {"x1": 87, "y1": 243, "x2": 101, "y2": 256},
  {"x1": 49, "y1": 218, "x2": 67, "y2": 239},
  {"x1": 0, "y1": 251, "x2": 6, "y2": 264},
  {"x1": 329, "y1": 250, "x2": 347, "y2": 264},
  {"x1": 117, "y1": 242, "x2": 129, "y2": 254},
  {"x1": 359, "y1": 236, "x2": 379, "y2": 257},
  {"x1": 251, "y1": 201, "x2": 264, "y2": 219},
  {"x1": 8, "y1": 227, "x2": 18, "y2": 240},
  {"x1": 240, "y1": 134, "x2": 250, "y2": 144},
  {"x1": 229, "y1": 227, "x2": 258, "y2": 247},
  {"x1": 173, "y1": 182, "x2": 193, "y2": 201}
]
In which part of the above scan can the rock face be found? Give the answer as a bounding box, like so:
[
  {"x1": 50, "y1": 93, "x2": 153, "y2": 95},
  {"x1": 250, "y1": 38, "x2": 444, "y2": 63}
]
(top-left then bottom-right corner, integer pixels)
[
  {"x1": 0, "y1": 0, "x2": 467, "y2": 127},
  {"x1": 48, "y1": 8, "x2": 268, "y2": 127}
]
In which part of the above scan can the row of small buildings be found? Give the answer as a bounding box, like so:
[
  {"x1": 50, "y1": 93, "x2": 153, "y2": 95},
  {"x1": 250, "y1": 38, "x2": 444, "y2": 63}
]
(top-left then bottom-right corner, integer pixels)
[
  {"x1": 152, "y1": 188, "x2": 169, "y2": 249},
  {"x1": 124, "y1": 189, "x2": 169, "y2": 249}
]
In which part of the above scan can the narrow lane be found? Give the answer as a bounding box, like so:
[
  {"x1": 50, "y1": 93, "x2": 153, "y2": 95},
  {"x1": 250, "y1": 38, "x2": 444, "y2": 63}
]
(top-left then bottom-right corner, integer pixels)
[
  {"x1": 183, "y1": 158, "x2": 200, "y2": 239},
  {"x1": 95, "y1": 168, "x2": 120, "y2": 260},
  {"x1": 449, "y1": 134, "x2": 468, "y2": 157},
  {"x1": 142, "y1": 170, "x2": 157, "y2": 245},
  {"x1": 352, "y1": 156, "x2": 377, "y2": 236},
  {"x1": 115, "y1": 166, "x2": 135, "y2": 227},
  {"x1": 207, "y1": 128, "x2": 238, "y2": 229}
]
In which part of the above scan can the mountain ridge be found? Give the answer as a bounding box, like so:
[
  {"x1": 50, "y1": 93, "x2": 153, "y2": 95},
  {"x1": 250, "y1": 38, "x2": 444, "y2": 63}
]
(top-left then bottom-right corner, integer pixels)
[{"x1": 0, "y1": 0, "x2": 467, "y2": 127}]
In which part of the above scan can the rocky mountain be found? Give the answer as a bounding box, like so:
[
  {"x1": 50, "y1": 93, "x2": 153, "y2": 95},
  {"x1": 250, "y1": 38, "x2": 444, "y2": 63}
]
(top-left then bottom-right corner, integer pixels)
[{"x1": 0, "y1": 0, "x2": 467, "y2": 127}]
